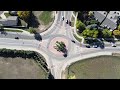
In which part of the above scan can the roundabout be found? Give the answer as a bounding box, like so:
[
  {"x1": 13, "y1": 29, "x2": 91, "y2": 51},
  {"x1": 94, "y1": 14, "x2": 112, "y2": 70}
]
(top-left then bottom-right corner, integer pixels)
[{"x1": 47, "y1": 35, "x2": 71, "y2": 57}]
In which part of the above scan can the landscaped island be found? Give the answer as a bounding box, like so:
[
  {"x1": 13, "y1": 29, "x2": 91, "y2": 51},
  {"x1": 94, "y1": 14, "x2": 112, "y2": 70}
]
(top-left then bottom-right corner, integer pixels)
[{"x1": 66, "y1": 55, "x2": 120, "y2": 79}]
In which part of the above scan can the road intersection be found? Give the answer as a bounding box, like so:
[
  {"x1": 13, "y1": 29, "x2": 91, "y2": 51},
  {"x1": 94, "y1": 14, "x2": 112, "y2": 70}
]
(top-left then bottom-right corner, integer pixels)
[{"x1": 0, "y1": 11, "x2": 120, "y2": 79}]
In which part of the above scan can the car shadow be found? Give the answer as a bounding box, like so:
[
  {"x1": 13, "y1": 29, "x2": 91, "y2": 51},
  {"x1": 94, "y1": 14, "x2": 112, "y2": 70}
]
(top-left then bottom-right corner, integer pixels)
[{"x1": 48, "y1": 72, "x2": 54, "y2": 79}]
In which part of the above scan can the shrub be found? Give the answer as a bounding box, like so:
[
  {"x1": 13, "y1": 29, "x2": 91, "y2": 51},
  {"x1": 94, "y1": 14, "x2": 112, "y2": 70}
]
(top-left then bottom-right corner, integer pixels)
[
  {"x1": 17, "y1": 11, "x2": 31, "y2": 21},
  {"x1": 28, "y1": 27, "x2": 37, "y2": 34}
]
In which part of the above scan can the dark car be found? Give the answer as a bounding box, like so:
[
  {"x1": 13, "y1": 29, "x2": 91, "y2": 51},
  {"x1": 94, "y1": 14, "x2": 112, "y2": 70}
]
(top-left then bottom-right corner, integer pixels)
[
  {"x1": 15, "y1": 37, "x2": 19, "y2": 39},
  {"x1": 71, "y1": 40, "x2": 75, "y2": 43},
  {"x1": 69, "y1": 21, "x2": 71, "y2": 26}
]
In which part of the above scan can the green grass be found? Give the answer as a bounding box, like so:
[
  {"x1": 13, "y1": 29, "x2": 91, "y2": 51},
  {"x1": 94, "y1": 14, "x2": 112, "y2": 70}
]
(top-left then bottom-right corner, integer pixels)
[
  {"x1": 4, "y1": 29, "x2": 23, "y2": 32},
  {"x1": 39, "y1": 11, "x2": 53, "y2": 25},
  {"x1": 66, "y1": 55, "x2": 120, "y2": 79},
  {"x1": 73, "y1": 34, "x2": 82, "y2": 42},
  {"x1": 4, "y1": 13, "x2": 11, "y2": 18}
]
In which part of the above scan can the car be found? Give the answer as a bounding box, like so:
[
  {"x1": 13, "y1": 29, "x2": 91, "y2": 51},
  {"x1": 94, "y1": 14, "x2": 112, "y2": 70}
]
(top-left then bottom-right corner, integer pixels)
[
  {"x1": 66, "y1": 19, "x2": 68, "y2": 24},
  {"x1": 62, "y1": 16, "x2": 64, "y2": 21},
  {"x1": 71, "y1": 40, "x2": 75, "y2": 43},
  {"x1": 112, "y1": 43, "x2": 116, "y2": 47},
  {"x1": 15, "y1": 37, "x2": 19, "y2": 39},
  {"x1": 86, "y1": 45, "x2": 90, "y2": 48},
  {"x1": 69, "y1": 21, "x2": 71, "y2": 26},
  {"x1": 93, "y1": 45, "x2": 98, "y2": 48}
]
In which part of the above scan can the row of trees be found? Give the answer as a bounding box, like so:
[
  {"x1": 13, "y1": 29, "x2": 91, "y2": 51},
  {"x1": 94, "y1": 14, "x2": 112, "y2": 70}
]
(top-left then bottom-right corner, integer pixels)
[
  {"x1": 81, "y1": 28, "x2": 113, "y2": 39},
  {"x1": 77, "y1": 11, "x2": 99, "y2": 26}
]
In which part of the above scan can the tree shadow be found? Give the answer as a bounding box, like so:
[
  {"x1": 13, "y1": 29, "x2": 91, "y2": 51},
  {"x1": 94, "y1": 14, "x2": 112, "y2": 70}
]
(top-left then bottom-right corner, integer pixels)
[
  {"x1": 48, "y1": 72, "x2": 54, "y2": 79},
  {"x1": 28, "y1": 13, "x2": 40, "y2": 28},
  {"x1": 34, "y1": 33, "x2": 42, "y2": 41},
  {"x1": 0, "y1": 30, "x2": 8, "y2": 36},
  {"x1": 104, "y1": 37, "x2": 115, "y2": 43}
]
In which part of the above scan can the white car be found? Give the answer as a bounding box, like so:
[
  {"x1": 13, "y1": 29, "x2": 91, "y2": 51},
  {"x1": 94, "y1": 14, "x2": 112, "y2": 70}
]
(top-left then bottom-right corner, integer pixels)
[
  {"x1": 66, "y1": 19, "x2": 68, "y2": 24},
  {"x1": 111, "y1": 43, "x2": 116, "y2": 47},
  {"x1": 93, "y1": 45, "x2": 98, "y2": 48},
  {"x1": 62, "y1": 16, "x2": 64, "y2": 21}
]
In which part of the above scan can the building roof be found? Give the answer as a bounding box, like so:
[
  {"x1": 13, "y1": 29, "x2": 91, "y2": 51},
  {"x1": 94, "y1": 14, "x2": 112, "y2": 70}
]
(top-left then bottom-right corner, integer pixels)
[
  {"x1": 94, "y1": 11, "x2": 120, "y2": 30},
  {"x1": 101, "y1": 17, "x2": 117, "y2": 30},
  {"x1": 93, "y1": 11, "x2": 106, "y2": 23},
  {"x1": 7, "y1": 16, "x2": 18, "y2": 20}
]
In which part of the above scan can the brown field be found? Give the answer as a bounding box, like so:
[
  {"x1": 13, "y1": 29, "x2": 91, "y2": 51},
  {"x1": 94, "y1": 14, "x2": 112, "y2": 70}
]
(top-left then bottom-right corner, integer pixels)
[{"x1": 0, "y1": 57, "x2": 47, "y2": 79}]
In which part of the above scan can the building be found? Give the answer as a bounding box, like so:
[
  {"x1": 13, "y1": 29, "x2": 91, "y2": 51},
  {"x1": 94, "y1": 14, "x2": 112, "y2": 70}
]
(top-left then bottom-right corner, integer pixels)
[
  {"x1": 0, "y1": 16, "x2": 18, "y2": 26},
  {"x1": 93, "y1": 11, "x2": 120, "y2": 30}
]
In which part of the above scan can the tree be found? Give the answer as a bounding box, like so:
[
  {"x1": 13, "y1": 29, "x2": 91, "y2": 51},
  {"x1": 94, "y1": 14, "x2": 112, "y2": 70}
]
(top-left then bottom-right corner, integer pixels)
[
  {"x1": 118, "y1": 24, "x2": 120, "y2": 30},
  {"x1": 17, "y1": 11, "x2": 31, "y2": 21},
  {"x1": 54, "y1": 41, "x2": 66, "y2": 52},
  {"x1": 113, "y1": 30, "x2": 120, "y2": 39},
  {"x1": 88, "y1": 11, "x2": 94, "y2": 16},
  {"x1": 102, "y1": 29, "x2": 112, "y2": 38},
  {"x1": 113, "y1": 30, "x2": 120, "y2": 36},
  {"x1": 76, "y1": 20, "x2": 85, "y2": 33},
  {"x1": 81, "y1": 29, "x2": 99, "y2": 38}
]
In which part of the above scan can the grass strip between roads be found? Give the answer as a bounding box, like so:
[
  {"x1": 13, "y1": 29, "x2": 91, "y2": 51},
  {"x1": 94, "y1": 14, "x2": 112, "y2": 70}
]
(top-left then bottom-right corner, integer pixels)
[
  {"x1": 73, "y1": 34, "x2": 82, "y2": 42},
  {"x1": 4, "y1": 29, "x2": 23, "y2": 32}
]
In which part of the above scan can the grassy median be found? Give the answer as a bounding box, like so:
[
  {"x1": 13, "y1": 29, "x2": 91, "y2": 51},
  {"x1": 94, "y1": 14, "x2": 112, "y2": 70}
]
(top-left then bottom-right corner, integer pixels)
[{"x1": 4, "y1": 29, "x2": 23, "y2": 32}]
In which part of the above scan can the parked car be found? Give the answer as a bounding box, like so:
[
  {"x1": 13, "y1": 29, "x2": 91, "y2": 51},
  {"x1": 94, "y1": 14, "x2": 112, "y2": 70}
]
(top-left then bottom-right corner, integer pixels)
[
  {"x1": 15, "y1": 37, "x2": 19, "y2": 39},
  {"x1": 69, "y1": 20, "x2": 71, "y2": 26},
  {"x1": 93, "y1": 45, "x2": 98, "y2": 48},
  {"x1": 86, "y1": 45, "x2": 90, "y2": 48},
  {"x1": 111, "y1": 43, "x2": 116, "y2": 47}
]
